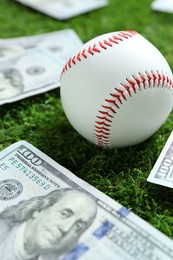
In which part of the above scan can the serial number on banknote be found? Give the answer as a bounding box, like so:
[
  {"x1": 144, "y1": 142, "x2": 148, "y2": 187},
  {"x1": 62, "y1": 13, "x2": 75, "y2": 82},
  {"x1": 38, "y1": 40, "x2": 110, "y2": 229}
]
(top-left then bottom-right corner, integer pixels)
[{"x1": 0, "y1": 157, "x2": 51, "y2": 190}]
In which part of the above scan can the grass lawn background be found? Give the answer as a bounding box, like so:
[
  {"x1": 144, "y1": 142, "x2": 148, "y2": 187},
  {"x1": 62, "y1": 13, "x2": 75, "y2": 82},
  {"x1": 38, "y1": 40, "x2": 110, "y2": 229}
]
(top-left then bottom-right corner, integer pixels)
[{"x1": 0, "y1": 0, "x2": 173, "y2": 238}]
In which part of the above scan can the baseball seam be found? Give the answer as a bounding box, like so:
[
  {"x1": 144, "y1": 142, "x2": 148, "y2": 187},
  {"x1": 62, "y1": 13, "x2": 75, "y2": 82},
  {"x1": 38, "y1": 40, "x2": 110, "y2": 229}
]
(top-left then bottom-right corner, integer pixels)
[
  {"x1": 95, "y1": 71, "x2": 173, "y2": 148},
  {"x1": 61, "y1": 30, "x2": 138, "y2": 77},
  {"x1": 61, "y1": 30, "x2": 173, "y2": 148}
]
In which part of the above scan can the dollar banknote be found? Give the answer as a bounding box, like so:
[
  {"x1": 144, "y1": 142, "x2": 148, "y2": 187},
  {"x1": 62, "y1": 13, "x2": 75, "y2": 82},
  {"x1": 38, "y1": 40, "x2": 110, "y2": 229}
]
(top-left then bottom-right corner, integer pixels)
[
  {"x1": 0, "y1": 141, "x2": 172, "y2": 260},
  {"x1": 0, "y1": 29, "x2": 83, "y2": 105},
  {"x1": 151, "y1": 0, "x2": 173, "y2": 13},
  {"x1": 0, "y1": 48, "x2": 63, "y2": 105},
  {"x1": 0, "y1": 29, "x2": 83, "y2": 64},
  {"x1": 147, "y1": 130, "x2": 173, "y2": 188},
  {"x1": 15, "y1": 0, "x2": 108, "y2": 20}
]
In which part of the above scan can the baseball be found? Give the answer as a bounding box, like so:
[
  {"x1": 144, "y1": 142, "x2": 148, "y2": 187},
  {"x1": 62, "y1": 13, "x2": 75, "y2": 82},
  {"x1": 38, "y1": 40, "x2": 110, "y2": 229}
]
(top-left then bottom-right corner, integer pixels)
[{"x1": 60, "y1": 30, "x2": 173, "y2": 148}]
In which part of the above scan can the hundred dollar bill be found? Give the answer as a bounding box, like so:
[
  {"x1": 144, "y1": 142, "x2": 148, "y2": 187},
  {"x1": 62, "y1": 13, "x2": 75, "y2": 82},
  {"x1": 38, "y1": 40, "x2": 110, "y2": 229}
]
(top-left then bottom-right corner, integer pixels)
[
  {"x1": 15, "y1": 0, "x2": 108, "y2": 20},
  {"x1": 0, "y1": 29, "x2": 83, "y2": 64},
  {"x1": 147, "y1": 130, "x2": 173, "y2": 188},
  {"x1": 0, "y1": 141, "x2": 172, "y2": 260},
  {"x1": 0, "y1": 48, "x2": 63, "y2": 105}
]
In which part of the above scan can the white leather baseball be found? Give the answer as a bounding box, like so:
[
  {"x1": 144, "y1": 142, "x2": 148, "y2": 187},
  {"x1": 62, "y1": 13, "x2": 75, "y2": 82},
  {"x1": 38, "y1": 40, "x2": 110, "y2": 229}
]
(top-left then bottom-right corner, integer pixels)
[{"x1": 60, "y1": 31, "x2": 173, "y2": 148}]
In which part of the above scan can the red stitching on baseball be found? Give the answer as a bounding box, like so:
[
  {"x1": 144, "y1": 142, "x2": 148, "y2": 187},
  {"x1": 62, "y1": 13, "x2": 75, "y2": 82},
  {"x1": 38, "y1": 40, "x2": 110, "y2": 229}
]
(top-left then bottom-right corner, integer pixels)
[
  {"x1": 108, "y1": 37, "x2": 119, "y2": 44},
  {"x1": 92, "y1": 44, "x2": 100, "y2": 53},
  {"x1": 77, "y1": 53, "x2": 81, "y2": 61},
  {"x1": 60, "y1": 31, "x2": 173, "y2": 148},
  {"x1": 99, "y1": 42, "x2": 107, "y2": 50},
  {"x1": 60, "y1": 30, "x2": 138, "y2": 78},
  {"x1": 104, "y1": 40, "x2": 113, "y2": 47},
  {"x1": 94, "y1": 71, "x2": 173, "y2": 148},
  {"x1": 71, "y1": 56, "x2": 76, "y2": 65},
  {"x1": 81, "y1": 49, "x2": 87, "y2": 58}
]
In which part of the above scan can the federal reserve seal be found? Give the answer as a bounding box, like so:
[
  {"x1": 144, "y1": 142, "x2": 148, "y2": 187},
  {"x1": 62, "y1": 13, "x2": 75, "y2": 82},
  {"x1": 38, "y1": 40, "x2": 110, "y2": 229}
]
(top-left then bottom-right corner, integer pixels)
[{"x1": 0, "y1": 179, "x2": 23, "y2": 200}]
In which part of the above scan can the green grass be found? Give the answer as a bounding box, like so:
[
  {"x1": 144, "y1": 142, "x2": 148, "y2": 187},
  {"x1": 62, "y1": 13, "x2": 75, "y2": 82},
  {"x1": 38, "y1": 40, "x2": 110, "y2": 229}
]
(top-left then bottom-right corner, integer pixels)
[{"x1": 0, "y1": 0, "x2": 173, "y2": 239}]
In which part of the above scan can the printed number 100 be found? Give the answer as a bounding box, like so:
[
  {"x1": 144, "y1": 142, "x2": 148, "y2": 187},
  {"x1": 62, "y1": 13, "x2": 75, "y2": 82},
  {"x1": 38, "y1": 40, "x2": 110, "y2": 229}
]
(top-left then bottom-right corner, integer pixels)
[{"x1": 19, "y1": 147, "x2": 42, "y2": 166}]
